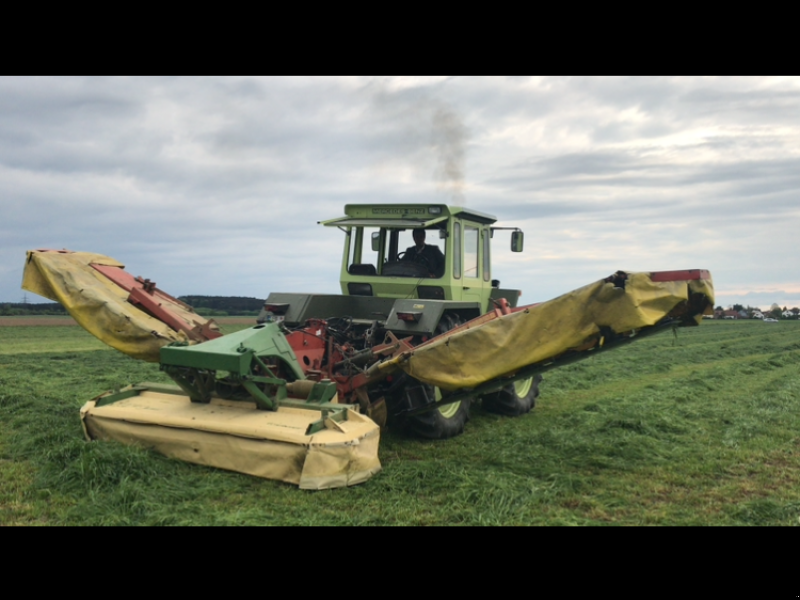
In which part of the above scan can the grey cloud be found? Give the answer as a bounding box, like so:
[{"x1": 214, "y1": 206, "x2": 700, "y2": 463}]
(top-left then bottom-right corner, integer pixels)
[{"x1": 3, "y1": 76, "x2": 800, "y2": 311}]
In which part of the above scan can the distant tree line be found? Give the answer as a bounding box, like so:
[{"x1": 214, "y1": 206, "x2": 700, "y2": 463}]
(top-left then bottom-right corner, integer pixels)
[
  {"x1": 0, "y1": 302, "x2": 68, "y2": 316},
  {"x1": 1, "y1": 297, "x2": 263, "y2": 317},
  {"x1": 178, "y1": 296, "x2": 264, "y2": 316}
]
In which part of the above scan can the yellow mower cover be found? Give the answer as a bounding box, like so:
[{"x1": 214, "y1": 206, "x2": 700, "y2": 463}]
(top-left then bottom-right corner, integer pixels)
[
  {"x1": 22, "y1": 249, "x2": 214, "y2": 362},
  {"x1": 81, "y1": 386, "x2": 381, "y2": 490},
  {"x1": 385, "y1": 271, "x2": 714, "y2": 390}
]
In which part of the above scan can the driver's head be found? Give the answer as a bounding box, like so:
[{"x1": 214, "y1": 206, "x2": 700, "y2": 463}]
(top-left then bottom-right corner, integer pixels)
[{"x1": 413, "y1": 229, "x2": 426, "y2": 247}]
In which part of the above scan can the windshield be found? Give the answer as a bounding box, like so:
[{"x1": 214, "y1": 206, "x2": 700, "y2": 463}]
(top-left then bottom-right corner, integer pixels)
[
  {"x1": 395, "y1": 228, "x2": 445, "y2": 278},
  {"x1": 346, "y1": 226, "x2": 446, "y2": 279}
]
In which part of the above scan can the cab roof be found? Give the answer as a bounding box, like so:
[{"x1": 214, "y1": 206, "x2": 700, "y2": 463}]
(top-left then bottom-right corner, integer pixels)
[{"x1": 319, "y1": 204, "x2": 497, "y2": 227}]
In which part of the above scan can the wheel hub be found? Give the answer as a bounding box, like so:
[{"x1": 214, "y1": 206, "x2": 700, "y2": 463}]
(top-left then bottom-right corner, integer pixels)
[
  {"x1": 513, "y1": 378, "x2": 532, "y2": 398},
  {"x1": 435, "y1": 387, "x2": 461, "y2": 418}
]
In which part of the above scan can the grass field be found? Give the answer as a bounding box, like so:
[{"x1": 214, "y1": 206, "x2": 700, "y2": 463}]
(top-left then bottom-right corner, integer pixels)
[{"x1": 1, "y1": 318, "x2": 799, "y2": 525}]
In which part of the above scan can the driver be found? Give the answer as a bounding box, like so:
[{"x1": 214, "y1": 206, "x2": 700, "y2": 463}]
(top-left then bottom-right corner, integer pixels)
[{"x1": 401, "y1": 229, "x2": 445, "y2": 278}]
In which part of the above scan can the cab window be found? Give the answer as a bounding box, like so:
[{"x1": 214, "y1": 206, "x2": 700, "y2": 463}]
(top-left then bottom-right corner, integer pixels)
[
  {"x1": 464, "y1": 226, "x2": 479, "y2": 278},
  {"x1": 394, "y1": 228, "x2": 446, "y2": 278},
  {"x1": 347, "y1": 227, "x2": 380, "y2": 276}
]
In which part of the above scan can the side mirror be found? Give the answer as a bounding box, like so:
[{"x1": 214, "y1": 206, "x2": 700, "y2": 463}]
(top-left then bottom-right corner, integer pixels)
[
  {"x1": 439, "y1": 229, "x2": 448, "y2": 239},
  {"x1": 511, "y1": 230, "x2": 524, "y2": 252},
  {"x1": 371, "y1": 231, "x2": 381, "y2": 252}
]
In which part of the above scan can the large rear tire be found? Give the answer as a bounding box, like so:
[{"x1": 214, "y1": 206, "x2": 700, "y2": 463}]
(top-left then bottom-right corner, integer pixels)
[
  {"x1": 481, "y1": 374, "x2": 542, "y2": 417},
  {"x1": 399, "y1": 313, "x2": 472, "y2": 439},
  {"x1": 404, "y1": 383, "x2": 471, "y2": 439}
]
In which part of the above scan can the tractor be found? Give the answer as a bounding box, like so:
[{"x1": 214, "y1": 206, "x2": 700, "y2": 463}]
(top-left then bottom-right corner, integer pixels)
[
  {"x1": 255, "y1": 203, "x2": 535, "y2": 438},
  {"x1": 25, "y1": 204, "x2": 714, "y2": 488}
]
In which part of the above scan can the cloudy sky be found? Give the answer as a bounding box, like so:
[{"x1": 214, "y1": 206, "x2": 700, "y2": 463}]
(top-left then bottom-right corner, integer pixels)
[{"x1": 2, "y1": 76, "x2": 799, "y2": 310}]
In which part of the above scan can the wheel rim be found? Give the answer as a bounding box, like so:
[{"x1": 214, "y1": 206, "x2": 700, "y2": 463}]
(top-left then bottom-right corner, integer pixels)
[
  {"x1": 513, "y1": 378, "x2": 532, "y2": 398},
  {"x1": 435, "y1": 387, "x2": 461, "y2": 418}
]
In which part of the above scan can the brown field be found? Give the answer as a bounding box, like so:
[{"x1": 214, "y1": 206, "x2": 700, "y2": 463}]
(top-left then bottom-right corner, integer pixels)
[{"x1": 0, "y1": 315, "x2": 258, "y2": 327}]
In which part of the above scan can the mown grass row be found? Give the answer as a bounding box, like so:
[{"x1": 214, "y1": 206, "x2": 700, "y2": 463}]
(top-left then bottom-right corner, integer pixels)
[{"x1": 1, "y1": 320, "x2": 799, "y2": 525}]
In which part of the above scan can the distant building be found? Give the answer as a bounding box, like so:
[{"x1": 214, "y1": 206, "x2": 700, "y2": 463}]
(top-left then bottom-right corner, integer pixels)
[{"x1": 720, "y1": 310, "x2": 743, "y2": 319}]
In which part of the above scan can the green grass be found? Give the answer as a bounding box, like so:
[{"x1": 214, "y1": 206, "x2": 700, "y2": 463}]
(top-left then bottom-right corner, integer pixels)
[{"x1": 2, "y1": 320, "x2": 800, "y2": 525}]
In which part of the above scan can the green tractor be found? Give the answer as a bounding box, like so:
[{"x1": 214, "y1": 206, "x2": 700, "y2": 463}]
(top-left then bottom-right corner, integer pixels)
[{"x1": 257, "y1": 204, "x2": 538, "y2": 439}]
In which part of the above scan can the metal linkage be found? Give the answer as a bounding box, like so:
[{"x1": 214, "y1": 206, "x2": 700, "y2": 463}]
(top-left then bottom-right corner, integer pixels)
[
  {"x1": 159, "y1": 322, "x2": 306, "y2": 411},
  {"x1": 157, "y1": 322, "x2": 360, "y2": 426}
]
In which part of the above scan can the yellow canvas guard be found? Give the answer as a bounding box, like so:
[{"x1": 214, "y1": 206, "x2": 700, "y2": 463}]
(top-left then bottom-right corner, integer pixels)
[
  {"x1": 383, "y1": 271, "x2": 714, "y2": 390},
  {"x1": 22, "y1": 250, "x2": 216, "y2": 362},
  {"x1": 81, "y1": 386, "x2": 382, "y2": 489}
]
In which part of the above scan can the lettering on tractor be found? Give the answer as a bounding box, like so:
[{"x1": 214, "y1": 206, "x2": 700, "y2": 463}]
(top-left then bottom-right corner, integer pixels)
[{"x1": 23, "y1": 204, "x2": 715, "y2": 489}]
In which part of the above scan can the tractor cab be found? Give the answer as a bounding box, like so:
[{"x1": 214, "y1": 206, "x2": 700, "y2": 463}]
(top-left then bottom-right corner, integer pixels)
[{"x1": 320, "y1": 204, "x2": 524, "y2": 313}]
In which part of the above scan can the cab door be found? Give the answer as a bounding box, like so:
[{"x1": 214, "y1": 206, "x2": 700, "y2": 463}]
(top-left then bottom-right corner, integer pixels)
[{"x1": 461, "y1": 223, "x2": 485, "y2": 307}]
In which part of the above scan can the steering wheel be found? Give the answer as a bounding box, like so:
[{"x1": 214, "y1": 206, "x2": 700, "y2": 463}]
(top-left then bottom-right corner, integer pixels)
[{"x1": 398, "y1": 251, "x2": 433, "y2": 270}]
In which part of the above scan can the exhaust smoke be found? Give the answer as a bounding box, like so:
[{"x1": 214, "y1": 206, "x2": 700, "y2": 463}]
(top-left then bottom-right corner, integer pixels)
[
  {"x1": 431, "y1": 105, "x2": 466, "y2": 206},
  {"x1": 368, "y1": 81, "x2": 468, "y2": 206}
]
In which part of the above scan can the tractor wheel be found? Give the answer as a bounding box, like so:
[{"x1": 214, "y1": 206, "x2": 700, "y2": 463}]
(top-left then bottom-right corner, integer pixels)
[
  {"x1": 402, "y1": 382, "x2": 471, "y2": 439},
  {"x1": 481, "y1": 374, "x2": 542, "y2": 417},
  {"x1": 403, "y1": 313, "x2": 472, "y2": 439}
]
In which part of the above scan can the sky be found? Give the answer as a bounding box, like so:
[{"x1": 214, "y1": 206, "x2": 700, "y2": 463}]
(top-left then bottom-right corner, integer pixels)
[{"x1": 2, "y1": 76, "x2": 799, "y2": 310}]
